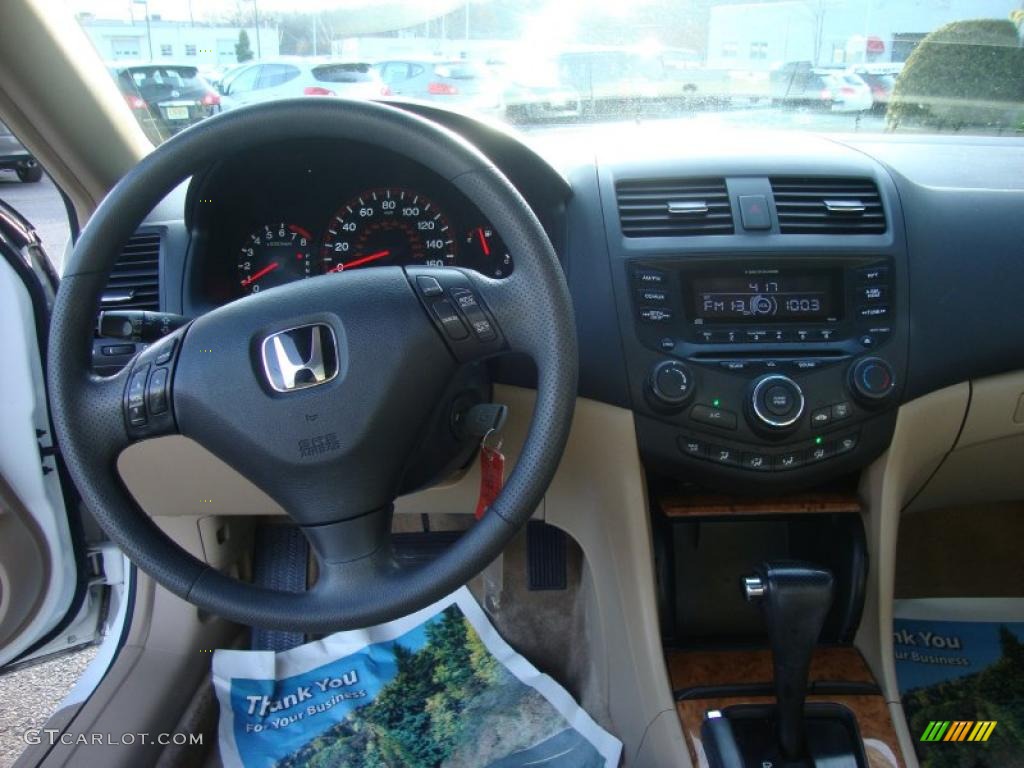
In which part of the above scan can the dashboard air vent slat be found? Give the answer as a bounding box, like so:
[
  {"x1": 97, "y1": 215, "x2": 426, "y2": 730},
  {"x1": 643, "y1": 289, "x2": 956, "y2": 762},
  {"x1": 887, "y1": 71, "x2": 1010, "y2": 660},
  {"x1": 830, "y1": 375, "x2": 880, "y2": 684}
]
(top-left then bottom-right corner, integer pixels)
[
  {"x1": 101, "y1": 230, "x2": 161, "y2": 311},
  {"x1": 770, "y1": 177, "x2": 886, "y2": 234},
  {"x1": 616, "y1": 178, "x2": 734, "y2": 237}
]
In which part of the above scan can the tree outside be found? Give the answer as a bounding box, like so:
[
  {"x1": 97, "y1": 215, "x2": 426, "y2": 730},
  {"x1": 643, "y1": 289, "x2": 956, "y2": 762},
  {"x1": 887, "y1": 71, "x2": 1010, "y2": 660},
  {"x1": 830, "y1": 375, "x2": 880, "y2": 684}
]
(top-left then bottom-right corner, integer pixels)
[{"x1": 235, "y1": 29, "x2": 254, "y2": 63}]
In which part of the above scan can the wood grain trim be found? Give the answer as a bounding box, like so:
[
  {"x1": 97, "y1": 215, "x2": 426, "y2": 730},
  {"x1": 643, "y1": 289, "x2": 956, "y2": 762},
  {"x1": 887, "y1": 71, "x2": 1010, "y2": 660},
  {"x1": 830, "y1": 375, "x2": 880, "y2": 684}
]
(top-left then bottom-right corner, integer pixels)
[
  {"x1": 667, "y1": 646, "x2": 876, "y2": 691},
  {"x1": 677, "y1": 694, "x2": 904, "y2": 768},
  {"x1": 660, "y1": 491, "x2": 863, "y2": 518}
]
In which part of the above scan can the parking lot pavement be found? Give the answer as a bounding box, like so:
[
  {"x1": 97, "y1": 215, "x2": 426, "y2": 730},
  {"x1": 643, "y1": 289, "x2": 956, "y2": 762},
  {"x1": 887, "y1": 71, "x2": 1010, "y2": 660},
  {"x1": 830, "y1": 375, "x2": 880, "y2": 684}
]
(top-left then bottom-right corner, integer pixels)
[
  {"x1": 0, "y1": 172, "x2": 72, "y2": 273},
  {"x1": 0, "y1": 646, "x2": 98, "y2": 767}
]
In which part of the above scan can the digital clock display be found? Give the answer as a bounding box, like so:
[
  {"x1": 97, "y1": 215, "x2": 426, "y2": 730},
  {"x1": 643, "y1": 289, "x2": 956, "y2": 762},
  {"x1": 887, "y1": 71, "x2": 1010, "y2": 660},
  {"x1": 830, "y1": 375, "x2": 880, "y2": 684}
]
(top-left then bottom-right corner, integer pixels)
[{"x1": 692, "y1": 273, "x2": 839, "y2": 322}]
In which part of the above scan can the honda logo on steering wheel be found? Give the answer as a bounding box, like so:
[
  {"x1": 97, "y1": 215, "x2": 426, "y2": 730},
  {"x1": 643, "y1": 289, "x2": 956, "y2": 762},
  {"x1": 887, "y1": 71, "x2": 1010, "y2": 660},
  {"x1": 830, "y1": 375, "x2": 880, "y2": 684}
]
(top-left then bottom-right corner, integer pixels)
[{"x1": 261, "y1": 324, "x2": 339, "y2": 392}]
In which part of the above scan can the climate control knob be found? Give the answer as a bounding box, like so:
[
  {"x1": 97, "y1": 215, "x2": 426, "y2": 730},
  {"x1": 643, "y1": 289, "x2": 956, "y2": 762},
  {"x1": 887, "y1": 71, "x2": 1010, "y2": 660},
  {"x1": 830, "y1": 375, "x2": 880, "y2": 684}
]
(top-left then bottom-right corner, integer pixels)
[
  {"x1": 750, "y1": 374, "x2": 805, "y2": 430},
  {"x1": 648, "y1": 360, "x2": 694, "y2": 409},
  {"x1": 849, "y1": 357, "x2": 896, "y2": 404}
]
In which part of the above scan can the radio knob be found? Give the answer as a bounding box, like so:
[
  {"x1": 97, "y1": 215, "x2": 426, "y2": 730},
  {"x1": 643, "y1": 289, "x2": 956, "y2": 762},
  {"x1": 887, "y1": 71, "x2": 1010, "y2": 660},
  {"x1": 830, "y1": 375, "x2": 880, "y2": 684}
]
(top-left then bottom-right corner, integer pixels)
[
  {"x1": 648, "y1": 360, "x2": 694, "y2": 409},
  {"x1": 849, "y1": 357, "x2": 896, "y2": 404},
  {"x1": 749, "y1": 374, "x2": 805, "y2": 431}
]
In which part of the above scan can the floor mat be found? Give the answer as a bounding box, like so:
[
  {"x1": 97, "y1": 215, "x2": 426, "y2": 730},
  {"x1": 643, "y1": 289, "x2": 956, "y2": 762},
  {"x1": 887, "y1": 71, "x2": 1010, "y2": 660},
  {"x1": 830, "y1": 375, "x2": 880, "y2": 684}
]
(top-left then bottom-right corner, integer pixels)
[{"x1": 893, "y1": 598, "x2": 1024, "y2": 768}]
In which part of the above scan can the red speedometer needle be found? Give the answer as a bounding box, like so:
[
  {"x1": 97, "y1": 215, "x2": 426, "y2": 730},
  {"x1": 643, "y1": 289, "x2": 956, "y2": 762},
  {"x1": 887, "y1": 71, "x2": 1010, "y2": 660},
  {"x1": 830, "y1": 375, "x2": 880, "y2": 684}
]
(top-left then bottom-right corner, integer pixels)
[
  {"x1": 331, "y1": 249, "x2": 391, "y2": 272},
  {"x1": 240, "y1": 261, "x2": 279, "y2": 287},
  {"x1": 477, "y1": 227, "x2": 491, "y2": 256}
]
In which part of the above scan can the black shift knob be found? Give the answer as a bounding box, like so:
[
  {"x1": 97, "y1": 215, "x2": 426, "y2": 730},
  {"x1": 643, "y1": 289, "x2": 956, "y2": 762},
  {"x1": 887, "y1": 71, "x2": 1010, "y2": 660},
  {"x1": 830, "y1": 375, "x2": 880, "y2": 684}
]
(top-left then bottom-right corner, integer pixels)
[{"x1": 744, "y1": 561, "x2": 834, "y2": 761}]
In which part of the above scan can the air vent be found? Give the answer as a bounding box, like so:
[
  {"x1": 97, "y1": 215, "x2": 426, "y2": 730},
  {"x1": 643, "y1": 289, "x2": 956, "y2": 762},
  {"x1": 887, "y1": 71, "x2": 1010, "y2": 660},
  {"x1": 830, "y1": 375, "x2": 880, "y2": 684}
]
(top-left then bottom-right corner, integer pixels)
[
  {"x1": 101, "y1": 230, "x2": 161, "y2": 311},
  {"x1": 771, "y1": 177, "x2": 886, "y2": 234},
  {"x1": 616, "y1": 178, "x2": 734, "y2": 237}
]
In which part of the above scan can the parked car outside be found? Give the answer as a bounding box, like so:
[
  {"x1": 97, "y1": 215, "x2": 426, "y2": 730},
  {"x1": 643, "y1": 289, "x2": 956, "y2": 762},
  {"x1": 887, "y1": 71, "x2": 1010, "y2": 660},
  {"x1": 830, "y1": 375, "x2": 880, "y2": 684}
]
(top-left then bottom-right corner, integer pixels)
[
  {"x1": 218, "y1": 58, "x2": 389, "y2": 109},
  {"x1": 847, "y1": 65, "x2": 902, "y2": 113},
  {"x1": 0, "y1": 120, "x2": 42, "y2": 182},
  {"x1": 771, "y1": 63, "x2": 873, "y2": 112},
  {"x1": 491, "y1": 61, "x2": 581, "y2": 122},
  {"x1": 377, "y1": 59, "x2": 504, "y2": 116},
  {"x1": 110, "y1": 63, "x2": 221, "y2": 143}
]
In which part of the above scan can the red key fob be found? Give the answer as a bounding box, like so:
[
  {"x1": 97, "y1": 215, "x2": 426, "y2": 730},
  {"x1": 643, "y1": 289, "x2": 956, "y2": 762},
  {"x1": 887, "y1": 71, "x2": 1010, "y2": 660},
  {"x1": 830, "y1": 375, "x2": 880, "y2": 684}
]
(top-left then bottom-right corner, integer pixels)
[{"x1": 475, "y1": 443, "x2": 505, "y2": 520}]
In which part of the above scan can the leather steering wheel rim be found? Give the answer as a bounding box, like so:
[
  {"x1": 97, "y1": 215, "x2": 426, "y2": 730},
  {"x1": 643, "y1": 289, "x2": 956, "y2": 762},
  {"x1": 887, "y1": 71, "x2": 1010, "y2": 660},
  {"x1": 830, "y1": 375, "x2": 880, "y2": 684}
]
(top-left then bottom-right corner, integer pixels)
[{"x1": 47, "y1": 99, "x2": 577, "y2": 632}]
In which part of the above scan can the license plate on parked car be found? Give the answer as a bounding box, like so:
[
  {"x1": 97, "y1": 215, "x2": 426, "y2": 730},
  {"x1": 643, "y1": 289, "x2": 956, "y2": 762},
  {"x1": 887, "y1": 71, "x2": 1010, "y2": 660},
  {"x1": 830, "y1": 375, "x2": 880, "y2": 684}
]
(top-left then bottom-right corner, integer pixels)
[{"x1": 164, "y1": 106, "x2": 189, "y2": 121}]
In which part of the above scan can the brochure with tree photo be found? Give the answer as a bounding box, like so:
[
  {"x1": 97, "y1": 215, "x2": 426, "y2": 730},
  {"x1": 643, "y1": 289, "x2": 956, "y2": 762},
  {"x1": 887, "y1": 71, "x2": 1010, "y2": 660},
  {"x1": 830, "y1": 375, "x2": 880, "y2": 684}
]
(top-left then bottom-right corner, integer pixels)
[{"x1": 213, "y1": 587, "x2": 621, "y2": 768}]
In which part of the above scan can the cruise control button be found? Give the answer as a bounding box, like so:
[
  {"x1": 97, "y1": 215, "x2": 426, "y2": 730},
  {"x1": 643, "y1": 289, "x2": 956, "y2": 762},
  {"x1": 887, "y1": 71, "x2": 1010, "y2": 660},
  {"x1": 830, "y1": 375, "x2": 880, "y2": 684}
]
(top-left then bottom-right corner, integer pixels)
[
  {"x1": 638, "y1": 307, "x2": 673, "y2": 323},
  {"x1": 154, "y1": 338, "x2": 176, "y2": 366},
  {"x1": 431, "y1": 299, "x2": 469, "y2": 341},
  {"x1": 677, "y1": 436, "x2": 706, "y2": 458},
  {"x1": 416, "y1": 275, "x2": 444, "y2": 297},
  {"x1": 743, "y1": 452, "x2": 772, "y2": 471},
  {"x1": 810, "y1": 407, "x2": 832, "y2": 427},
  {"x1": 774, "y1": 450, "x2": 804, "y2": 471},
  {"x1": 691, "y1": 404, "x2": 738, "y2": 430},
  {"x1": 708, "y1": 445, "x2": 740, "y2": 466},
  {"x1": 835, "y1": 434, "x2": 859, "y2": 454}
]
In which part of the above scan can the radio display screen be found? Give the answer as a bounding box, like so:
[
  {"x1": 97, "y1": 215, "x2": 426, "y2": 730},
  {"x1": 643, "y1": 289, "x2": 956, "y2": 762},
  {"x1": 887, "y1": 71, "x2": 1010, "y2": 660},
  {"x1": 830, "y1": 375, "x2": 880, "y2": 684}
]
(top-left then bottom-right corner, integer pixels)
[{"x1": 691, "y1": 272, "x2": 841, "y2": 323}]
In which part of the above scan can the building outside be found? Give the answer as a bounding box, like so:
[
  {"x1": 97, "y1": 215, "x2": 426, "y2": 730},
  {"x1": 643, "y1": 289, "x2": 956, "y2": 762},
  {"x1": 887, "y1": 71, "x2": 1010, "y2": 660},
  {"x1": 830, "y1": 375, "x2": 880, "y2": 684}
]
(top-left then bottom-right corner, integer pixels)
[
  {"x1": 706, "y1": 0, "x2": 1022, "y2": 69},
  {"x1": 80, "y1": 17, "x2": 279, "y2": 67}
]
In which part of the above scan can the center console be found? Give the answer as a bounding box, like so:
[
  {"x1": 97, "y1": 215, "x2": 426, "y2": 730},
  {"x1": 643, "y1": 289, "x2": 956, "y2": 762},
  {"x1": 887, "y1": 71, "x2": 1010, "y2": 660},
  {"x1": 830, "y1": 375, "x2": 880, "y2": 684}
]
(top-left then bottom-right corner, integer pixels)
[{"x1": 622, "y1": 252, "x2": 906, "y2": 490}]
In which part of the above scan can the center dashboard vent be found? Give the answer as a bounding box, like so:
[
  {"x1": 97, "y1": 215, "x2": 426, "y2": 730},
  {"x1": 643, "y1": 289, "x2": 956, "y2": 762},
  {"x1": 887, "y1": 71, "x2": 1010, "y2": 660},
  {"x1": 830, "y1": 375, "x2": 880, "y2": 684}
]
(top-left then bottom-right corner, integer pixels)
[
  {"x1": 100, "y1": 229, "x2": 161, "y2": 312},
  {"x1": 616, "y1": 178, "x2": 734, "y2": 237},
  {"x1": 770, "y1": 177, "x2": 886, "y2": 234}
]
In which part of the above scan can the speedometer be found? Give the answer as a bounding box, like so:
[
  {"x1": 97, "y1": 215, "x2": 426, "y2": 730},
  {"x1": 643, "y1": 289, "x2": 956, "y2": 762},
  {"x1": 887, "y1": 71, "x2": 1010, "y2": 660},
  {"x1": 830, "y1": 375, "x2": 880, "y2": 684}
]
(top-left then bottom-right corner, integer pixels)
[{"x1": 320, "y1": 188, "x2": 455, "y2": 273}]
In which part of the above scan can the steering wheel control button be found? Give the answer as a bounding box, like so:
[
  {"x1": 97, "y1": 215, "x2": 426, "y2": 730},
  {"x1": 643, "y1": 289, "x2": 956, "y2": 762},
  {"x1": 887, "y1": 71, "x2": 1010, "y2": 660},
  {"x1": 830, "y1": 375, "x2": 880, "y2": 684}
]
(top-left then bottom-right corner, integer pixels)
[
  {"x1": 147, "y1": 368, "x2": 169, "y2": 415},
  {"x1": 750, "y1": 374, "x2": 805, "y2": 430},
  {"x1": 154, "y1": 338, "x2": 177, "y2": 366},
  {"x1": 126, "y1": 366, "x2": 149, "y2": 426},
  {"x1": 850, "y1": 357, "x2": 896, "y2": 404},
  {"x1": 431, "y1": 299, "x2": 469, "y2": 341},
  {"x1": 415, "y1": 275, "x2": 444, "y2": 297},
  {"x1": 691, "y1": 404, "x2": 738, "y2": 430},
  {"x1": 449, "y1": 288, "x2": 497, "y2": 342}
]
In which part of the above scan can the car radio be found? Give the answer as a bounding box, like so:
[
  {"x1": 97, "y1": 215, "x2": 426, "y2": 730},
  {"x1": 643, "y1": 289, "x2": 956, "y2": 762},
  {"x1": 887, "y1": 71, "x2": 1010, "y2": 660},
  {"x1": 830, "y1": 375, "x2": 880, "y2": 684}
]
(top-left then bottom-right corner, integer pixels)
[{"x1": 621, "y1": 255, "x2": 906, "y2": 489}]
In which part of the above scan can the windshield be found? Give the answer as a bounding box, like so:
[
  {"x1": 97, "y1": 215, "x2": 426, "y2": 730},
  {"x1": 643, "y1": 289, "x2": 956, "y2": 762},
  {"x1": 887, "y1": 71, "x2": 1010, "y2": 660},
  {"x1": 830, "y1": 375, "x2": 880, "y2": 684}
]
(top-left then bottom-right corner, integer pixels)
[{"x1": 67, "y1": 0, "x2": 1024, "y2": 145}]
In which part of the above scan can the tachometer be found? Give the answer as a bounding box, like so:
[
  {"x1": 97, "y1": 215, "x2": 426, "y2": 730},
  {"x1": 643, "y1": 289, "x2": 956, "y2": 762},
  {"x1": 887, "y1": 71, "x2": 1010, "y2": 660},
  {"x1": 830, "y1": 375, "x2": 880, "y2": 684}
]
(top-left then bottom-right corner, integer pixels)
[
  {"x1": 237, "y1": 223, "x2": 317, "y2": 295},
  {"x1": 320, "y1": 188, "x2": 455, "y2": 273}
]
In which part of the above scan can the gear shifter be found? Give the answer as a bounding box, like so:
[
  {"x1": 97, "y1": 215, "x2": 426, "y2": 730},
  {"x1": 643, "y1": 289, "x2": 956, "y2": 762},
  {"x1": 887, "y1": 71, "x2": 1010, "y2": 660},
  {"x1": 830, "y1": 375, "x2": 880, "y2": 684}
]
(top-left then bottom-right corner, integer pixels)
[{"x1": 743, "y1": 561, "x2": 834, "y2": 761}]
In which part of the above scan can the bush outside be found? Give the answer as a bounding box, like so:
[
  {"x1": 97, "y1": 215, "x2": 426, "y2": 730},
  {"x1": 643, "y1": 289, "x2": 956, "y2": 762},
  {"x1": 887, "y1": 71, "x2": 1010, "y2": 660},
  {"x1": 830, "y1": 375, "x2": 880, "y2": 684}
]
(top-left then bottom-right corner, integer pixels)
[{"x1": 887, "y1": 19, "x2": 1024, "y2": 134}]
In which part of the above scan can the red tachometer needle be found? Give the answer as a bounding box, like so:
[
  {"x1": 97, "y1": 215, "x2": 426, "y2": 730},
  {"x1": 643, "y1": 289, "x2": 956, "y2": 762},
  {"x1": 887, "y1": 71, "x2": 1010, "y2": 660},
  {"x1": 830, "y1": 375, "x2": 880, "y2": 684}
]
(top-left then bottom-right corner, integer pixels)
[
  {"x1": 330, "y1": 249, "x2": 391, "y2": 272},
  {"x1": 477, "y1": 227, "x2": 491, "y2": 256},
  {"x1": 240, "y1": 261, "x2": 279, "y2": 287}
]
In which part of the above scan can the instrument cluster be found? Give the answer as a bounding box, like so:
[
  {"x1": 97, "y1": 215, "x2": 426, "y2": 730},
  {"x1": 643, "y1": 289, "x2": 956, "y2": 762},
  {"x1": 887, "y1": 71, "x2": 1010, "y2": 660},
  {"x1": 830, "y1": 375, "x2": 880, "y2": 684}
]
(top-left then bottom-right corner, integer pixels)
[{"x1": 190, "y1": 141, "x2": 514, "y2": 305}]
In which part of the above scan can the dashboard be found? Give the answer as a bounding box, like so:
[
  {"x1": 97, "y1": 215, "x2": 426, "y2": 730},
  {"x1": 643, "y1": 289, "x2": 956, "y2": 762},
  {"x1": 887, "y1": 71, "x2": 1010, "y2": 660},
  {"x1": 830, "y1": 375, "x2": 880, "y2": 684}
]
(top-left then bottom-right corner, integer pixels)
[
  {"x1": 183, "y1": 139, "x2": 516, "y2": 311},
  {"x1": 108, "y1": 103, "x2": 1024, "y2": 494}
]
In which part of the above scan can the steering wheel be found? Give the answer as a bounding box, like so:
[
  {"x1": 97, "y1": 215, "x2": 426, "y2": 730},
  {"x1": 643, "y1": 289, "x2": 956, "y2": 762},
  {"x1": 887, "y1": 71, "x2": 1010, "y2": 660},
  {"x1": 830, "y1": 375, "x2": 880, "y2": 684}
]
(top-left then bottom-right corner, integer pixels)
[{"x1": 47, "y1": 99, "x2": 577, "y2": 632}]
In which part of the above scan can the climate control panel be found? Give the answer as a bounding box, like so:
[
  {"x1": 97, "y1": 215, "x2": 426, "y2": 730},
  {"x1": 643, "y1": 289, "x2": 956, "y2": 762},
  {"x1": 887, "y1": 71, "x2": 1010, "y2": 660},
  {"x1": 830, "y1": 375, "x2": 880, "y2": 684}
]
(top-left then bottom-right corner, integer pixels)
[{"x1": 618, "y1": 254, "x2": 907, "y2": 490}]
